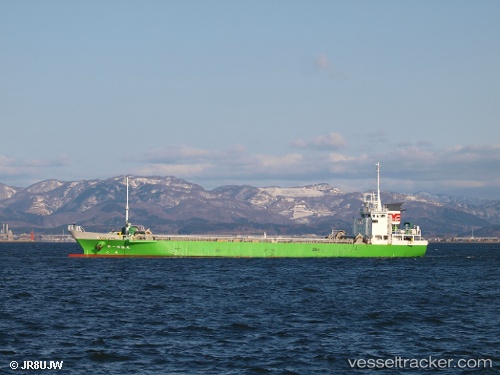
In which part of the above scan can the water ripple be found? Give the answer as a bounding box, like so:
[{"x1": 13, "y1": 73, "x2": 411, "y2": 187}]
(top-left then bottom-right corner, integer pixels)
[{"x1": 0, "y1": 243, "x2": 499, "y2": 374}]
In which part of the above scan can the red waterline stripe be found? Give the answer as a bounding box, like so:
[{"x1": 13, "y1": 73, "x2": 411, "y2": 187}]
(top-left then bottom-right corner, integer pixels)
[
  {"x1": 67, "y1": 254, "x2": 256, "y2": 258},
  {"x1": 68, "y1": 254, "x2": 169, "y2": 258}
]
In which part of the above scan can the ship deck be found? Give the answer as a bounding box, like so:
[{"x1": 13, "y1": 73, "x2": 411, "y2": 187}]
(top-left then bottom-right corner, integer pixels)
[{"x1": 152, "y1": 234, "x2": 356, "y2": 244}]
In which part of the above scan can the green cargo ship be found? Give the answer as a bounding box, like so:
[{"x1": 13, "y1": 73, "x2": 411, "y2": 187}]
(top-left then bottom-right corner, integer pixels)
[{"x1": 68, "y1": 163, "x2": 428, "y2": 258}]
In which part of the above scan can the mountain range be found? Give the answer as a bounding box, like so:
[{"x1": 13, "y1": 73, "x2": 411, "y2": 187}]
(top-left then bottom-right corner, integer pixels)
[{"x1": 1, "y1": 176, "x2": 499, "y2": 238}]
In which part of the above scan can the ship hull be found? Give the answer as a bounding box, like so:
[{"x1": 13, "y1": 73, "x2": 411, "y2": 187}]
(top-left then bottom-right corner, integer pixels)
[{"x1": 70, "y1": 235, "x2": 427, "y2": 258}]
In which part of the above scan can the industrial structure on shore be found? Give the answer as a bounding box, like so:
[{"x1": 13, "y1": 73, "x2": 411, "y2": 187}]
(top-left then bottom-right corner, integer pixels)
[{"x1": 1, "y1": 223, "x2": 35, "y2": 242}]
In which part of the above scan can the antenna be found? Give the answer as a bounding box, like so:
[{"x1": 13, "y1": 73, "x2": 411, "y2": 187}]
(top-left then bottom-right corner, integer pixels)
[
  {"x1": 125, "y1": 176, "x2": 129, "y2": 225},
  {"x1": 376, "y1": 162, "x2": 382, "y2": 210}
]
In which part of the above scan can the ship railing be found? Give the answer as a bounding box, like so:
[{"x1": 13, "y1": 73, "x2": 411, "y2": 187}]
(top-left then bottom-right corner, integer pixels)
[
  {"x1": 153, "y1": 234, "x2": 354, "y2": 244},
  {"x1": 392, "y1": 233, "x2": 424, "y2": 242},
  {"x1": 68, "y1": 224, "x2": 85, "y2": 232}
]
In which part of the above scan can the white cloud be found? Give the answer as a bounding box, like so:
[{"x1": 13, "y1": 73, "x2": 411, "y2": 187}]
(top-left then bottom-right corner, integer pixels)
[
  {"x1": 0, "y1": 155, "x2": 69, "y2": 175},
  {"x1": 2, "y1": 139, "x2": 500, "y2": 198},
  {"x1": 0, "y1": 155, "x2": 71, "y2": 187},
  {"x1": 392, "y1": 146, "x2": 436, "y2": 163},
  {"x1": 312, "y1": 53, "x2": 347, "y2": 79},
  {"x1": 128, "y1": 140, "x2": 500, "y2": 197},
  {"x1": 328, "y1": 153, "x2": 356, "y2": 162},
  {"x1": 293, "y1": 132, "x2": 347, "y2": 150},
  {"x1": 255, "y1": 153, "x2": 303, "y2": 168},
  {"x1": 139, "y1": 144, "x2": 246, "y2": 164},
  {"x1": 315, "y1": 54, "x2": 330, "y2": 70},
  {"x1": 177, "y1": 146, "x2": 211, "y2": 158},
  {"x1": 134, "y1": 163, "x2": 212, "y2": 177}
]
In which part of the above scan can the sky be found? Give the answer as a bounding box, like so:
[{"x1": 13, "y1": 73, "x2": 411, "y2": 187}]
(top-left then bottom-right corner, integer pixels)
[{"x1": 1, "y1": 1, "x2": 499, "y2": 199}]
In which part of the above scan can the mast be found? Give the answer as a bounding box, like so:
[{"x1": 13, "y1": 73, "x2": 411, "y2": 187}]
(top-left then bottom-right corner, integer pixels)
[
  {"x1": 376, "y1": 162, "x2": 382, "y2": 210},
  {"x1": 125, "y1": 176, "x2": 129, "y2": 225}
]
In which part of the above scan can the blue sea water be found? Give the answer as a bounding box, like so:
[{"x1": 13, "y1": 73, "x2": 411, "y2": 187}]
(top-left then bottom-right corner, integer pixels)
[{"x1": 0, "y1": 243, "x2": 499, "y2": 374}]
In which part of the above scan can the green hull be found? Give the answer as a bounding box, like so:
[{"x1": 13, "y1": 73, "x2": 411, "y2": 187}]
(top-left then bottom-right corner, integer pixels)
[{"x1": 72, "y1": 238, "x2": 427, "y2": 258}]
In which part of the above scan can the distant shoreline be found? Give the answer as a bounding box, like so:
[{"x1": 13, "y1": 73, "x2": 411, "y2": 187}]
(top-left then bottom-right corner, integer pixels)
[
  {"x1": 429, "y1": 238, "x2": 500, "y2": 243},
  {"x1": 1, "y1": 239, "x2": 499, "y2": 244}
]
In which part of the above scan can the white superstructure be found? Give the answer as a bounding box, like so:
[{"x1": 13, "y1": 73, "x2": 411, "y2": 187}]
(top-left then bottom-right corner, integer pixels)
[{"x1": 353, "y1": 162, "x2": 427, "y2": 246}]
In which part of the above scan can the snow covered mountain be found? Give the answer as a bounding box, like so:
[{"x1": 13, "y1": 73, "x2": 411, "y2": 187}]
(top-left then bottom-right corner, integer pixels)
[{"x1": 0, "y1": 176, "x2": 498, "y2": 237}]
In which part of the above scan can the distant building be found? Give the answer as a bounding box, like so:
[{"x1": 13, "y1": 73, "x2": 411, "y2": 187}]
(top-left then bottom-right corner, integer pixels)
[
  {"x1": 1, "y1": 223, "x2": 14, "y2": 241},
  {"x1": 1, "y1": 223, "x2": 35, "y2": 241}
]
